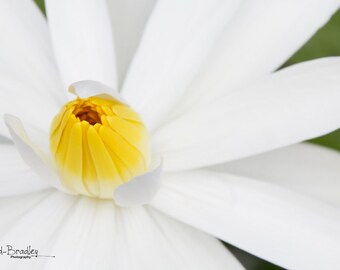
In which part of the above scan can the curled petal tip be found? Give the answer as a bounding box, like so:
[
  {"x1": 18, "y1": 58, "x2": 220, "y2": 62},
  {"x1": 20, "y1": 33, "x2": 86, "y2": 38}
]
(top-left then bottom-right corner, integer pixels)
[{"x1": 113, "y1": 157, "x2": 163, "y2": 207}]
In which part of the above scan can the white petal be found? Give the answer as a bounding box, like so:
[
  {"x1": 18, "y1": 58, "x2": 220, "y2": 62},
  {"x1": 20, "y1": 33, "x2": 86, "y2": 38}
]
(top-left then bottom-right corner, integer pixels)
[
  {"x1": 0, "y1": 73, "x2": 60, "y2": 138},
  {"x1": 107, "y1": 0, "x2": 157, "y2": 84},
  {"x1": 0, "y1": 190, "x2": 244, "y2": 270},
  {"x1": 0, "y1": 0, "x2": 65, "y2": 137},
  {"x1": 45, "y1": 0, "x2": 118, "y2": 89},
  {"x1": 0, "y1": 144, "x2": 49, "y2": 196},
  {"x1": 151, "y1": 170, "x2": 340, "y2": 270},
  {"x1": 0, "y1": 190, "x2": 77, "y2": 269},
  {"x1": 4, "y1": 114, "x2": 66, "y2": 192},
  {"x1": 113, "y1": 157, "x2": 163, "y2": 206},
  {"x1": 0, "y1": 136, "x2": 10, "y2": 144},
  {"x1": 0, "y1": 190, "x2": 55, "y2": 235},
  {"x1": 153, "y1": 58, "x2": 340, "y2": 171},
  {"x1": 69, "y1": 80, "x2": 124, "y2": 102},
  {"x1": 177, "y1": 0, "x2": 340, "y2": 111},
  {"x1": 212, "y1": 143, "x2": 340, "y2": 207},
  {"x1": 121, "y1": 0, "x2": 241, "y2": 130}
]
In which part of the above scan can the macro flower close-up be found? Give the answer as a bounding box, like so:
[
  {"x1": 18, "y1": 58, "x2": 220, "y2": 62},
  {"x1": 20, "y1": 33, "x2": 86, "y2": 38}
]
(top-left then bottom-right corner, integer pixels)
[{"x1": 2, "y1": 0, "x2": 340, "y2": 269}]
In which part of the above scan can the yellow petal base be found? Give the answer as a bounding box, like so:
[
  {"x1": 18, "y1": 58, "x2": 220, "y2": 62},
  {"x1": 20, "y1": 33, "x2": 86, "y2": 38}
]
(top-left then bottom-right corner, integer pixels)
[{"x1": 50, "y1": 95, "x2": 151, "y2": 199}]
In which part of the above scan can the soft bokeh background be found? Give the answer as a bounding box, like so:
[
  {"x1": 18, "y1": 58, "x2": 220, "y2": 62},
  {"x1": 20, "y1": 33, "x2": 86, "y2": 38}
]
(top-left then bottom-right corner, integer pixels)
[{"x1": 33, "y1": 1, "x2": 340, "y2": 269}]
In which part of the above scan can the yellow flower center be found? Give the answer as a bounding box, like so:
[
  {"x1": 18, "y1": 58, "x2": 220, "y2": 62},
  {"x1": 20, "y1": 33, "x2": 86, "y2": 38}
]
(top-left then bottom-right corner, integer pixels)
[{"x1": 50, "y1": 95, "x2": 151, "y2": 199}]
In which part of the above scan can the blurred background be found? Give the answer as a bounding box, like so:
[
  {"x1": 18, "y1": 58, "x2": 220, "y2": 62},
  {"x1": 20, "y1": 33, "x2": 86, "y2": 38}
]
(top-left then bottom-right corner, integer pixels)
[{"x1": 33, "y1": 1, "x2": 340, "y2": 269}]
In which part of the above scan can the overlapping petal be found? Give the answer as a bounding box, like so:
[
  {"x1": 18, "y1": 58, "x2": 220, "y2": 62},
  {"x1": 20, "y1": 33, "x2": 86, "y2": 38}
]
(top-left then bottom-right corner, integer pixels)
[
  {"x1": 176, "y1": 0, "x2": 340, "y2": 112},
  {"x1": 4, "y1": 115, "x2": 66, "y2": 192},
  {"x1": 151, "y1": 170, "x2": 340, "y2": 270},
  {"x1": 212, "y1": 143, "x2": 340, "y2": 207},
  {"x1": 154, "y1": 58, "x2": 340, "y2": 171},
  {"x1": 107, "y1": 0, "x2": 157, "y2": 84},
  {"x1": 0, "y1": 144, "x2": 49, "y2": 196},
  {"x1": 0, "y1": 0, "x2": 65, "y2": 137},
  {"x1": 45, "y1": 0, "x2": 118, "y2": 89},
  {"x1": 0, "y1": 190, "x2": 244, "y2": 270},
  {"x1": 121, "y1": 0, "x2": 241, "y2": 130}
]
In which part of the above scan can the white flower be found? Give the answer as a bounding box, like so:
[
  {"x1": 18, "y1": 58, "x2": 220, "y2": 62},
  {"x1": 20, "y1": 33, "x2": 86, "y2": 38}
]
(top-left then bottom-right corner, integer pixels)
[{"x1": 1, "y1": 0, "x2": 340, "y2": 269}]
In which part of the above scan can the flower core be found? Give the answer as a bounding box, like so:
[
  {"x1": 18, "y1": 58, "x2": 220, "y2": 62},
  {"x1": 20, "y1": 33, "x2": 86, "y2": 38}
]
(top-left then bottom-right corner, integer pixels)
[{"x1": 50, "y1": 95, "x2": 151, "y2": 199}]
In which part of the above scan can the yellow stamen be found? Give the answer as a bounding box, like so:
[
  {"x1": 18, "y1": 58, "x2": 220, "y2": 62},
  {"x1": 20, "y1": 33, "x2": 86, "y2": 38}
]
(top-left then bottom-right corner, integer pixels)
[{"x1": 50, "y1": 95, "x2": 151, "y2": 199}]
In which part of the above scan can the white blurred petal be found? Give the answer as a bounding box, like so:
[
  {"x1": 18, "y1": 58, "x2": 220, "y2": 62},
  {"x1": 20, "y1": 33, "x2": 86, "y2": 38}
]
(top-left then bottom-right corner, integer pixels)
[
  {"x1": 45, "y1": 0, "x2": 117, "y2": 89},
  {"x1": 4, "y1": 114, "x2": 65, "y2": 192},
  {"x1": 177, "y1": 0, "x2": 340, "y2": 111},
  {"x1": 154, "y1": 58, "x2": 340, "y2": 171},
  {"x1": 0, "y1": 144, "x2": 49, "y2": 196},
  {"x1": 0, "y1": 191, "x2": 244, "y2": 270},
  {"x1": 122, "y1": 0, "x2": 241, "y2": 130},
  {"x1": 0, "y1": 0, "x2": 65, "y2": 137},
  {"x1": 212, "y1": 143, "x2": 340, "y2": 207},
  {"x1": 107, "y1": 0, "x2": 157, "y2": 84},
  {"x1": 0, "y1": 190, "x2": 55, "y2": 235},
  {"x1": 151, "y1": 170, "x2": 340, "y2": 270},
  {"x1": 0, "y1": 191, "x2": 77, "y2": 269},
  {"x1": 0, "y1": 74, "x2": 60, "y2": 138}
]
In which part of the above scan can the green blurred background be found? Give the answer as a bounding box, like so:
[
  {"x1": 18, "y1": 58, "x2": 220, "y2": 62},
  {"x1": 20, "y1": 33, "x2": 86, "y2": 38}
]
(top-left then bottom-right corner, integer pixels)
[{"x1": 33, "y1": 1, "x2": 340, "y2": 269}]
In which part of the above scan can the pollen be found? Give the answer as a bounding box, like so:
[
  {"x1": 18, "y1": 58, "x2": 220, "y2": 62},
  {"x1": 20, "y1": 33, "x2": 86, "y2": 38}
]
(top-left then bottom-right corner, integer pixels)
[{"x1": 50, "y1": 95, "x2": 151, "y2": 199}]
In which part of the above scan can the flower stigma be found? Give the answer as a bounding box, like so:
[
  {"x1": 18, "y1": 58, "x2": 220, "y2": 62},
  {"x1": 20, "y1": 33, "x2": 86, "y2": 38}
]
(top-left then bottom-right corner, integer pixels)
[{"x1": 50, "y1": 94, "x2": 151, "y2": 199}]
